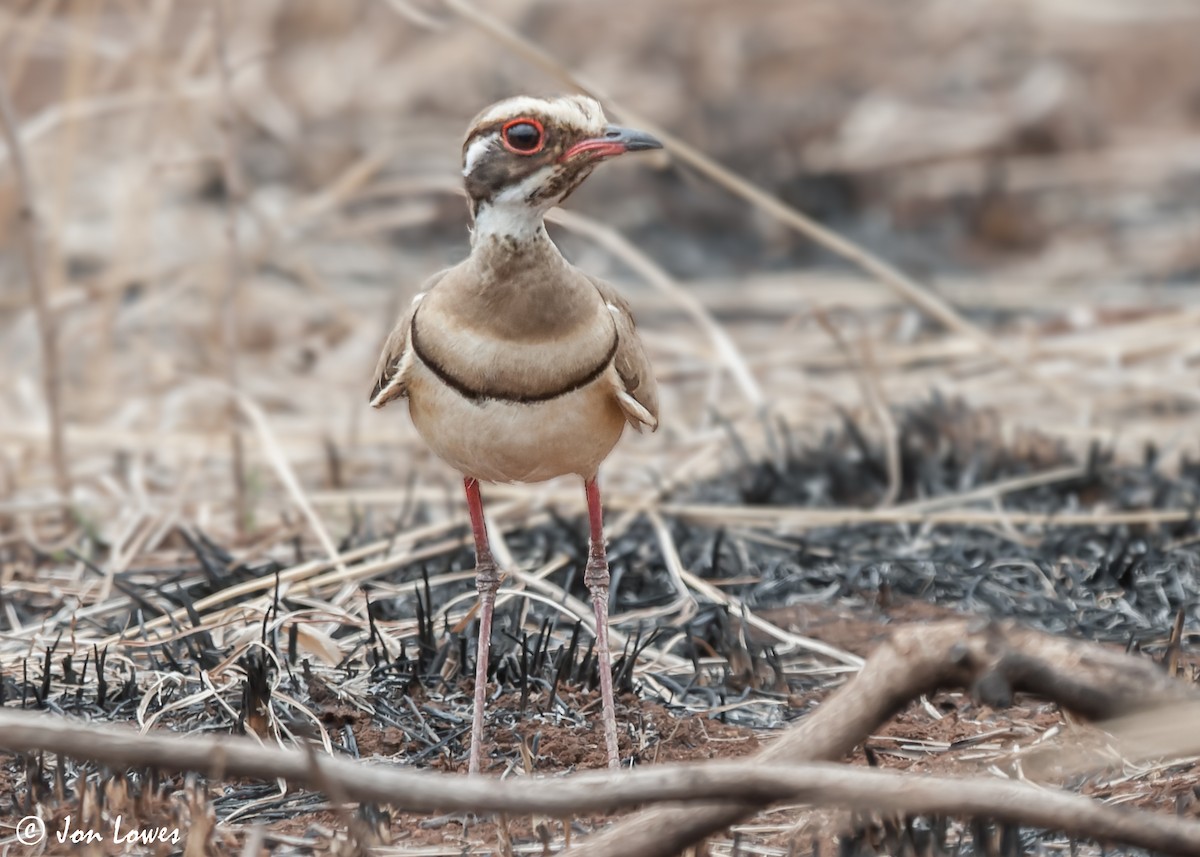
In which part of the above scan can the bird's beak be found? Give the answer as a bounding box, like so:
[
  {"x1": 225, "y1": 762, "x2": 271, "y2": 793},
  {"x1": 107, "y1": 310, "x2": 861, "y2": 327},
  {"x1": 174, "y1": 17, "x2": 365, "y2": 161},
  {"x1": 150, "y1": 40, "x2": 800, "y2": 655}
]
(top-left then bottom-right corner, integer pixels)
[{"x1": 561, "y1": 125, "x2": 663, "y2": 162}]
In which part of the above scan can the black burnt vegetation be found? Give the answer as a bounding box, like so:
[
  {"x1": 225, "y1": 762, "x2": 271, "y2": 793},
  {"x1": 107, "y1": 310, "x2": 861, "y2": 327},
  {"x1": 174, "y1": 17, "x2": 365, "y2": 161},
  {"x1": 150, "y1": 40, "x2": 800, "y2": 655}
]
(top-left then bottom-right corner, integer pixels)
[{"x1": 2, "y1": 398, "x2": 1199, "y2": 853}]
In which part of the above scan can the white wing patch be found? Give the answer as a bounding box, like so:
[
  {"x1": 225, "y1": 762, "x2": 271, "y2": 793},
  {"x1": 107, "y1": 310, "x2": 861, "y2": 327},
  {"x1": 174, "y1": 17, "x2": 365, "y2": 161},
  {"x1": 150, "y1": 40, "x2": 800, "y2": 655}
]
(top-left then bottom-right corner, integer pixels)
[
  {"x1": 616, "y1": 390, "x2": 657, "y2": 431},
  {"x1": 370, "y1": 346, "x2": 414, "y2": 409}
]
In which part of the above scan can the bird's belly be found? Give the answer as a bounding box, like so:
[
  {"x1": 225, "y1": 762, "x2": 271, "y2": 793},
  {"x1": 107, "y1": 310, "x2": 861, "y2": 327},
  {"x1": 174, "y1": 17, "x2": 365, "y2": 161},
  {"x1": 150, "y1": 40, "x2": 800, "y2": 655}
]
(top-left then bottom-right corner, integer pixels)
[{"x1": 405, "y1": 364, "x2": 626, "y2": 483}]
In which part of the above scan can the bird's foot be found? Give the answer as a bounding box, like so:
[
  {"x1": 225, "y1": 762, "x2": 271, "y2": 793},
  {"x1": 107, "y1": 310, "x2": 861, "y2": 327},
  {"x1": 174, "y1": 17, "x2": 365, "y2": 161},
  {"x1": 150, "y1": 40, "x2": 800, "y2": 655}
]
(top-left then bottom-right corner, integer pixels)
[
  {"x1": 585, "y1": 576, "x2": 621, "y2": 768},
  {"x1": 583, "y1": 550, "x2": 609, "y2": 589},
  {"x1": 468, "y1": 562, "x2": 500, "y2": 776}
]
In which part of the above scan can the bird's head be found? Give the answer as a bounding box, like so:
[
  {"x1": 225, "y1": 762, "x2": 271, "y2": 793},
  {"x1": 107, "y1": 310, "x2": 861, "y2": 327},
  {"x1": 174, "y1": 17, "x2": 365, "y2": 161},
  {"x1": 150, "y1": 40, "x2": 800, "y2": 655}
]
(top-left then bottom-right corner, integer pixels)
[{"x1": 461, "y1": 95, "x2": 661, "y2": 243}]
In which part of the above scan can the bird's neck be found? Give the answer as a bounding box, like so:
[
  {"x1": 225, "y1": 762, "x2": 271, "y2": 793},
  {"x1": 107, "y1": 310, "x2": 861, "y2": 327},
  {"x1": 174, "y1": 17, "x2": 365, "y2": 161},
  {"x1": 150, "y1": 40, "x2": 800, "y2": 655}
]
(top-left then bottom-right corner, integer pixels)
[
  {"x1": 455, "y1": 199, "x2": 598, "y2": 338},
  {"x1": 468, "y1": 199, "x2": 568, "y2": 286},
  {"x1": 470, "y1": 200, "x2": 550, "y2": 249}
]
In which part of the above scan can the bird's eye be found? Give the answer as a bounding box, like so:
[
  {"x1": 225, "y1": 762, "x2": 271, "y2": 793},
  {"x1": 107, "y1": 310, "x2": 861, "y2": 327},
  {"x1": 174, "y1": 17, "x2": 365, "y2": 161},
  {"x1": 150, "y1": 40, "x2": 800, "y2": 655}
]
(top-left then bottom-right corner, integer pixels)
[{"x1": 502, "y1": 118, "x2": 545, "y2": 154}]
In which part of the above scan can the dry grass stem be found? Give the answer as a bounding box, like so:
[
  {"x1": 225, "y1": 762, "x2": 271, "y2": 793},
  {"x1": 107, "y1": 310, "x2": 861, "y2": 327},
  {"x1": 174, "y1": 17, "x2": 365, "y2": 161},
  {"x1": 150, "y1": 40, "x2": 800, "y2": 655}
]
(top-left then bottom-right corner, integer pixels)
[
  {"x1": 0, "y1": 72, "x2": 72, "y2": 509},
  {"x1": 438, "y1": 0, "x2": 1074, "y2": 407},
  {"x1": 812, "y1": 309, "x2": 900, "y2": 507},
  {"x1": 209, "y1": 0, "x2": 249, "y2": 529},
  {"x1": 549, "y1": 208, "x2": 764, "y2": 409},
  {"x1": 232, "y1": 387, "x2": 346, "y2": 574}
]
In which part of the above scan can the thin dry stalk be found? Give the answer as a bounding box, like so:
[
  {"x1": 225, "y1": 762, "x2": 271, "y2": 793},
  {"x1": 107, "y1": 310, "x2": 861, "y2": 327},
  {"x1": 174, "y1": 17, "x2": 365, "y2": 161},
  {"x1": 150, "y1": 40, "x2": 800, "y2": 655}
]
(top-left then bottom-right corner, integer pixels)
[
  {"x1": 437, "y1": 0, "x2": 1075, "y2": 407},
  {"x1": 45, "y1": 0, "x2": 97, "y2": 279},
  {"x1": 231, "y1": 387, "x2": 347, "y2": 574},
  {"x1": 209, "y1": 0, "x2": 249, "y2": 531},
  {"x1": 86, "y1": 501, "x2": 516, "y2": 648},
  {"x1": 672, "y1": 554, "x2": 863, "y2": 668},
  {"x1": 812, "y1": 309, "x2": 900, "y2": 506},
  {"x1": 0, "y1": 83, "x2": 219, "y2": 171},
  {"x1": 0, "y1": 72, "x2": 72, "y2": 509},
  {"x1": 897, "y1": 464, "x2": 1086, "y2": 514},
  {"x1": 549, "y1": 208, "x2": 764, "y2": 409}
]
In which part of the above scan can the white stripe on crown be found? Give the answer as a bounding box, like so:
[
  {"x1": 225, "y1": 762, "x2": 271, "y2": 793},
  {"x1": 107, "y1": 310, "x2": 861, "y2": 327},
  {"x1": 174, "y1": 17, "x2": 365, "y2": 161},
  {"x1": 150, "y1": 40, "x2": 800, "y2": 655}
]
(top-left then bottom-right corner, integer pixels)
[{"x1": 467, "y1": 95, "x2": 608, "y2": 143}]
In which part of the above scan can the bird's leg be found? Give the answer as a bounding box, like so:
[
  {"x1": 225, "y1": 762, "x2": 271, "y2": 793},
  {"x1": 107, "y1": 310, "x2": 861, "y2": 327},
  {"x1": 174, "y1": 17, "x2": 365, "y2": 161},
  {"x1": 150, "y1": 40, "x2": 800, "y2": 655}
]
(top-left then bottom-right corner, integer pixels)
[
  {"x1": 583, "y1": 477, "x2": 621, "y2": 769},
  {"x1": 464, "y1": 476, "x2": 499, "y2": 775}
]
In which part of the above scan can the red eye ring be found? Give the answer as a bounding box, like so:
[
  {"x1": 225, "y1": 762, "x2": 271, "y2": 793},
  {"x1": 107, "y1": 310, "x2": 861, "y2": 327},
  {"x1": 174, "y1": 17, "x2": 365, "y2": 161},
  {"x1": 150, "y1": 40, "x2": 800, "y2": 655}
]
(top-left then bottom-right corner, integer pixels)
[{"x1": 501, "y1": 117, "x2": 545, "y2": 155}]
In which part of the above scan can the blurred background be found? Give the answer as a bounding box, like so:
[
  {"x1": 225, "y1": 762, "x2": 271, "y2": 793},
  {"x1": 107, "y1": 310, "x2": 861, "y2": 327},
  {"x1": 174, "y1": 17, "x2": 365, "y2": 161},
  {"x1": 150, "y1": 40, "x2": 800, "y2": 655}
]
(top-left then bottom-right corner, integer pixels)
[
  {"x1": 3, "y1": 1, "x2": 1200, "y2": 851},
  {"x1": 3, "y1": 0, "x2": 1200, "y2": 540}
]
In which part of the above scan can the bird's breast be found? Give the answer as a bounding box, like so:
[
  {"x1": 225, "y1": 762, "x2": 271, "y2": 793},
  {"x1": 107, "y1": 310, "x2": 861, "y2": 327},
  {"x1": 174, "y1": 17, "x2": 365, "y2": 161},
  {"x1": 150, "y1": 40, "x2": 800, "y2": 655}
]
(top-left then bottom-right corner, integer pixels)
[
  {"x1": 409, "y1": 290, "x2": 617, "y2": 403},
  {"x1": 405, "y1": 362, "x2": 626, "y2": 483}
]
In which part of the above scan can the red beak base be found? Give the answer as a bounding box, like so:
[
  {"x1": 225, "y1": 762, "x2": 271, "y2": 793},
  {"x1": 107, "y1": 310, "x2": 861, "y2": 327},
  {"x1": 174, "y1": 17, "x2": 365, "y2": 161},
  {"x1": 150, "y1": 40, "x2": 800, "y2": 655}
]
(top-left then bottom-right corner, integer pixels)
[{"x1": 560, "y1": 124, "x2": 663, "y2": 163}]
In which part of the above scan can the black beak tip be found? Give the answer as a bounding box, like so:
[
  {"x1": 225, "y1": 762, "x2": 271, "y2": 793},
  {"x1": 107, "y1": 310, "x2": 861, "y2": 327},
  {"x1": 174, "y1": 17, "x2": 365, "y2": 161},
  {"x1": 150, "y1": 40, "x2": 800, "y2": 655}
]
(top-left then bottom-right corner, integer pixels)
[{"x1": 604, "y1": 125, "x2": 663, "y2": 152}]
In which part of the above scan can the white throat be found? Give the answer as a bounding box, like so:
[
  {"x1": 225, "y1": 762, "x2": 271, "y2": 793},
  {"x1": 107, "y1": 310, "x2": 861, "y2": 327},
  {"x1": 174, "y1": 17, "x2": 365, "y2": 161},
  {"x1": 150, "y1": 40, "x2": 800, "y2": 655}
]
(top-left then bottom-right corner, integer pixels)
[{"x1": 470, "y1": 200, "x2": 549, "y2": 247}]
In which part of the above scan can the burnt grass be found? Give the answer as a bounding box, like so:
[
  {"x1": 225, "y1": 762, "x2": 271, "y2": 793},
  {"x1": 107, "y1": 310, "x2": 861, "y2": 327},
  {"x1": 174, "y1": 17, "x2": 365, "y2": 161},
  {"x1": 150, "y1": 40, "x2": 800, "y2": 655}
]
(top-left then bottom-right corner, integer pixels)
[{"x1": 2, "y1": 396, "x2": 1199, "y2": 855}]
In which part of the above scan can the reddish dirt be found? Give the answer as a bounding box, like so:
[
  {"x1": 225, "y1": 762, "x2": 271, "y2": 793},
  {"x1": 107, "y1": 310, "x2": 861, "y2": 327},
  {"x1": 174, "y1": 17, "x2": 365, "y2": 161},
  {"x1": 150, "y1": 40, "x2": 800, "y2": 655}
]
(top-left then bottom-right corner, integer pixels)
[
  {"x1": 271, "y1": 687, "x2": 760, "y2": 849},
  {"x1": 278, "y1": 599, "x2": 1200, "y2": 852},
  {"x1": 757, "y1": 599, "x2": 968, "y2": 657},
  {"x1": 269, "y1": 598, "x2": 1200, "y2": 853}
]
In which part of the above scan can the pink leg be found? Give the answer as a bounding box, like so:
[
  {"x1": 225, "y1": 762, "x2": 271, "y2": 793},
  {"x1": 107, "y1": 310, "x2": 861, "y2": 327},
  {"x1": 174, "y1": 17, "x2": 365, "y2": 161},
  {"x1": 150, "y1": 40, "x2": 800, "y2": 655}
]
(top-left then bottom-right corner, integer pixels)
[
  {"x1": 584, "y1": 477, "x2": 621, "y2": 769},
  {"x1": 464, "y1": 477, "x2": 499, "y2": 776}
]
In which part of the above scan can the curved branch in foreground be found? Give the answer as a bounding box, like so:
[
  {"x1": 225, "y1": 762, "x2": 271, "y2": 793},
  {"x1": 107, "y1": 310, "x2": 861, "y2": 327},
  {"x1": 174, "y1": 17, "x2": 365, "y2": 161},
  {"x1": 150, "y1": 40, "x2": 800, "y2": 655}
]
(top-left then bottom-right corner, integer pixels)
[
  {"x1": 570, "y1": 618, "x2": 1200, "y2": 857},
  {"x1": 0, "y1": 708, "x2": 1196, "y2": 856}
]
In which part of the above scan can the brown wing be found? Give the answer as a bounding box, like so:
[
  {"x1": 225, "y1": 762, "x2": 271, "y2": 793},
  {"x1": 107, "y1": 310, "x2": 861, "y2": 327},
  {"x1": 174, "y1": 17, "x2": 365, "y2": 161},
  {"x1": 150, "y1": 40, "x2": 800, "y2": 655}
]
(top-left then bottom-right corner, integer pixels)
[
  {"x1": 369, "y1": 272, "x2": 448, "y2": 409},
  {"x1": 587, "y1": 275, "x2": 660, "y2": 432}
]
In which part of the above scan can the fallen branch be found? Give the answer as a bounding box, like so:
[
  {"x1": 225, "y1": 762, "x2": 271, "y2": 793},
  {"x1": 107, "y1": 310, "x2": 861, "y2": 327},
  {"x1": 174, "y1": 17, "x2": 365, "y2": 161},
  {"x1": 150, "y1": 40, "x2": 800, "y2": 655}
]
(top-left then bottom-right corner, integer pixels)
[
  {"x1": 1, "y1": 620, "x2": 1197, "y2": 854},
  {"x1": 652, "y1": 502, "x2": 1197, "y2": 530},
  {"x1": 569, "y1": 618, "x2": 1200, "y2": 857},
  {"x1": 0, "y1": 706, "x2": 1196, "y2": 856}
]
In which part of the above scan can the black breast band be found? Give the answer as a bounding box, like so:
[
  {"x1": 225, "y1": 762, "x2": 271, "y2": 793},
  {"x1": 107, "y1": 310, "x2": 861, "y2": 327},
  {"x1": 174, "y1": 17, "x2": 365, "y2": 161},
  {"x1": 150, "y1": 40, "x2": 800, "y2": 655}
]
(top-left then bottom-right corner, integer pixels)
[{"x1": 409, "y1": 310, "x2": 619, "y2": 405}]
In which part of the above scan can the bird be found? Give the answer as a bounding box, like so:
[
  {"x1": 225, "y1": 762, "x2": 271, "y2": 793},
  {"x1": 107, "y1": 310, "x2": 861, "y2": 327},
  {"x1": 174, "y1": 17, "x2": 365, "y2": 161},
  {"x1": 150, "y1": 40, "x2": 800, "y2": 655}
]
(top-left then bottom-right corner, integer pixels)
[{"x1": 369, "y1": 94, "x2": 661, "y2": 775}]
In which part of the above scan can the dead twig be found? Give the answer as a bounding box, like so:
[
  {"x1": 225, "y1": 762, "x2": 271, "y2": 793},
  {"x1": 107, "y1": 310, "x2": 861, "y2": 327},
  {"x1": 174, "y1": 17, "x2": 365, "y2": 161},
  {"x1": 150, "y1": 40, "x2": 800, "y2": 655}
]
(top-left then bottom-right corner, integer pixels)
[
  {"x1": 0, "y1": 707, "x2": 1197, "y2": 856},
  {"x1": 652, "y1": 503, "x2": 1199, "y2": 531},
  {"x1": 0, "y1": 72, "x2": 72, "y2": 510},
  {"x1": 9, "y1": 618, "x2": 1198, "y2": 854},
  {"x1": 569, "y1": 617, "x2": 1200, "y2": 857},
  {"x1": 229, "y1": 385, "x2": 347, "y2": 575}
]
